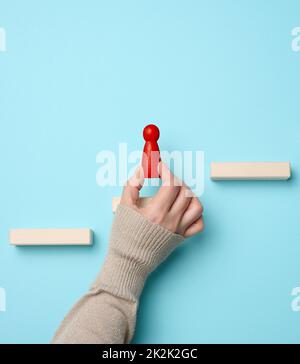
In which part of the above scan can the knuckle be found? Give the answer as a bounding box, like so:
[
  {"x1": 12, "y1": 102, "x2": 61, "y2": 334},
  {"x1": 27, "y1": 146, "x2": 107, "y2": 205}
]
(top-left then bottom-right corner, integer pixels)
[
  {"x1": 194, "y1": 200, "x2": 204, "y2": 215},
  {"x1": 199, "y1": 219, "x2": 205, "y2": 232},
  {"x1": 183, "y1": 185, "x2": 193, "y2": 198},
  {"x1": 169, "y1": 218, "x2": 180, "y2": 232},
  {"x1": 145, "y1": 208, "x2": 165, "y2": 225},
  {"x1": 168, "y1": 210, "x2": 182, "y2": 225},
  {"x1": 165, "y1": 221, "x2": 178, "y2": 233}
]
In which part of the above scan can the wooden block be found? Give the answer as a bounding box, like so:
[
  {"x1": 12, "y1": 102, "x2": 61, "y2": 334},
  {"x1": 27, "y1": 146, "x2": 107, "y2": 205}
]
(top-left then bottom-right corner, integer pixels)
[
  {"x1": 211, "y1": 162, "x2": 291, "y2": 180},
  {"x1": 112, "y1": 196, "x2": 152, "y2": 213},
  {"x1": 10, "y1": 228, "x2": 93, "y2": 246}
]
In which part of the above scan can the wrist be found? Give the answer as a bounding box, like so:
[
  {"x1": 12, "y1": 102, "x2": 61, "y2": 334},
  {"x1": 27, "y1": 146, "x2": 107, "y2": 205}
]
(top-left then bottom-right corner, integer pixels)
[{"x1": 91, "y1": 204, "x2": 183, "y2": 301}]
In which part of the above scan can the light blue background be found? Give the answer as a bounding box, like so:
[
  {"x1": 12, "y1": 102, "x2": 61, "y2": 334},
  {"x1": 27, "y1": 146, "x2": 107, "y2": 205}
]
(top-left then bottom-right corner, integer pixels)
[{"x1": 1, "y1": 0, "x2": 300, "y2": 343}]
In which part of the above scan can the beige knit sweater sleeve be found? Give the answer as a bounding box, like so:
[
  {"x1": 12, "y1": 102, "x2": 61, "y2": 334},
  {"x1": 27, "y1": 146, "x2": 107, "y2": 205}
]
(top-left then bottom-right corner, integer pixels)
[{"x1": 52, "y1": 204, "x2": 183, "y2": 344}]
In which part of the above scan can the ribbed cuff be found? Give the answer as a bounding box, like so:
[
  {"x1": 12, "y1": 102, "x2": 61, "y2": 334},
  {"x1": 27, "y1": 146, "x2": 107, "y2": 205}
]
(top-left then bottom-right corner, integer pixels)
[{"x1": 91, "y1": 204, "x2": 183, "y2": 301}]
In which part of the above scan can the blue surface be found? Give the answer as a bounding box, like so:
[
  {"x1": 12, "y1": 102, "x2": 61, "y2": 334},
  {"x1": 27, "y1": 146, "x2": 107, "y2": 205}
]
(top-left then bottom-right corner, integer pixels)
[{"x1": 1, "y1": 0, "x2": 300, "y2": 343}]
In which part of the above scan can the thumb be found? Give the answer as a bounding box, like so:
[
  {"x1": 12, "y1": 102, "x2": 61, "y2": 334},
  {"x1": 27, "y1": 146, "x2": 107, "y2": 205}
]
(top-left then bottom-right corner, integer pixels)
[{"x1": 121, "y1": 166, "x2": 144, "y2": 206}]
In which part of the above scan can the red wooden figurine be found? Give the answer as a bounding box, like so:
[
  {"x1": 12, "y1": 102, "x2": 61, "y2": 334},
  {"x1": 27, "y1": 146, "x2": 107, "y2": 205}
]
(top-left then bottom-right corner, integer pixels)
[{"x1": 141, "y1": 124, "x2": 161, "y2": 178}]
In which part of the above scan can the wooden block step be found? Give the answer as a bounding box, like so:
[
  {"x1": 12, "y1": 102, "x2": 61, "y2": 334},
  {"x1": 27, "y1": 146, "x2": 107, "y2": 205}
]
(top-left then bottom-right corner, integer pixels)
[
  {"x1": 10, "y1": 228, "x2": 93, "y2": 246},
  {"x1": 210, "y1": 162, "x2": 291, "y2": 180}
]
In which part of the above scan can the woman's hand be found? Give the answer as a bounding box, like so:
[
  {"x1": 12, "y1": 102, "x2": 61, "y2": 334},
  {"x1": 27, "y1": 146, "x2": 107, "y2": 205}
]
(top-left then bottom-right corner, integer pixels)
[{"x1": 121, "y1": 162, "x2": 204, "y2": 238}]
